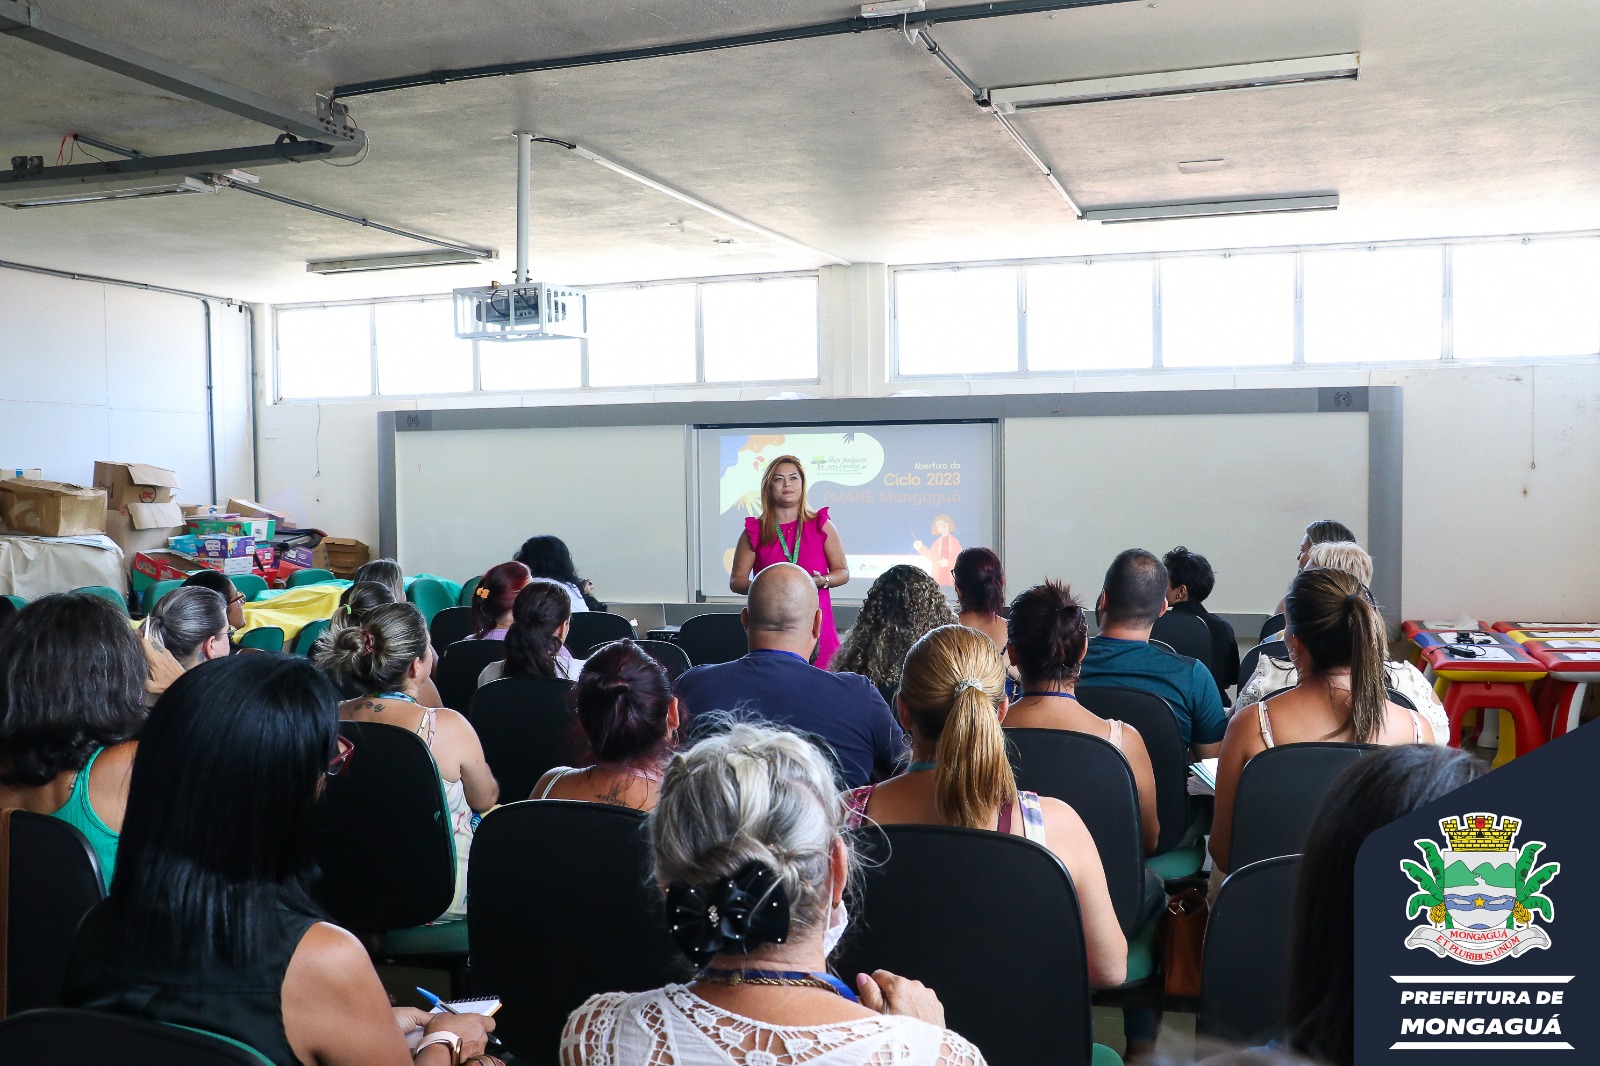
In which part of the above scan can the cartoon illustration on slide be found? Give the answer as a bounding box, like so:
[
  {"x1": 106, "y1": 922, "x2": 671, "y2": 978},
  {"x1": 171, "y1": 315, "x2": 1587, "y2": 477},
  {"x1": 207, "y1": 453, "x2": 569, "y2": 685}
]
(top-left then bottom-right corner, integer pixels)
[
  {"x1": 913, "y1": 514, "x2": 961, "y2": 587},
  {"x1": 719, "y1": 432, "x2": 886, "y2": 517}
]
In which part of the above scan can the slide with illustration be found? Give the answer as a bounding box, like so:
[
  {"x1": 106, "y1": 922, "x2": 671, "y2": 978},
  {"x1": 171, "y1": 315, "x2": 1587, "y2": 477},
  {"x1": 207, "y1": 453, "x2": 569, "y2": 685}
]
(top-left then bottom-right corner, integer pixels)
[{"x1": 695, "y1": 421, "x2": 996, "y2": 598}]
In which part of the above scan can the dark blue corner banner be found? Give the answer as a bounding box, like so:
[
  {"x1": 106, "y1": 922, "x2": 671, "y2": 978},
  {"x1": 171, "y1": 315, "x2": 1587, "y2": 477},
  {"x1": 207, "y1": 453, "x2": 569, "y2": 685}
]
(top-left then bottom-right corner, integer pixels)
[{"x1": 1355, "y1": 724, "x2": 1598, "y2": 1061}]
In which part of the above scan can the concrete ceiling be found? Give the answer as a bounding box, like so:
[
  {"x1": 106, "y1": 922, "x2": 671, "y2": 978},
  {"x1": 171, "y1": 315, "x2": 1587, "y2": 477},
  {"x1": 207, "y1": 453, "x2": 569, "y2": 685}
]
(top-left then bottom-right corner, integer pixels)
[{"x1": 0, "y1": 0, "x2": 1595, "y2": 303}]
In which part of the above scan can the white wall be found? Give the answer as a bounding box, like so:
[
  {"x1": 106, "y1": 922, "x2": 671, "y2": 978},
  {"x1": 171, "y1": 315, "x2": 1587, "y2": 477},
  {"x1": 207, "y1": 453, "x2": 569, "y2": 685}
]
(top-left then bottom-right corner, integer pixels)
[
  {"x1": 252, "y1": 265, "x2": 1600, "y2": 620},
  {"x1": 0, "y1": 266, "x2": 254, "y2": 504}
]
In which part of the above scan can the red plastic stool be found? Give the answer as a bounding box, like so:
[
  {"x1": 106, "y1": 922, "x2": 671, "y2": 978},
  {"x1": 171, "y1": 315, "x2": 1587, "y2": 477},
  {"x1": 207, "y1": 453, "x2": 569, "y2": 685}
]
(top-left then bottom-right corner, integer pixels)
[
  {"x1": 1423, "y1": 643, "x2": 1547, "y2": 765},
  {"x1": 1523, "y1": 643, "x2": 1600, "y2": 740}
]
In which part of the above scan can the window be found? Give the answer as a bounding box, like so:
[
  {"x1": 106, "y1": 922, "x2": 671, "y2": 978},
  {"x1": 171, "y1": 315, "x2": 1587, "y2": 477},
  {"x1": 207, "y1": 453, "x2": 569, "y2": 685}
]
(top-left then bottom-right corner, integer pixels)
[
  {"x1": 585, "y1": 285, "x2": 698, "y2": 387},
  {"x1": 374, "y1": 301, "x2": 474, "y2": 395},
  {"x1": 478, "y1": 339, "x2": 583, "y2": 391},
  {"x1": 1160, "y1": 254, "x2": 1296, "y2": 367},
  {"x1": 896, "y1": 267, "x2": 1018, "y2": 375},
  {"x1": 702, "y1": 277, "x2": 818, "y2": 382},
  {"x1": 1027, "y1": 260, "x2": 1155, "y2": 371},
  {"x1": 276, "y1": 305, "x2": 371, "y2": 399},
  {"x1": 1303, "y1": 247, "x2": 1444, "y2": 363},
  {"x1": 1452, "y1": 238, "x2": 1600, "y2": 359}
]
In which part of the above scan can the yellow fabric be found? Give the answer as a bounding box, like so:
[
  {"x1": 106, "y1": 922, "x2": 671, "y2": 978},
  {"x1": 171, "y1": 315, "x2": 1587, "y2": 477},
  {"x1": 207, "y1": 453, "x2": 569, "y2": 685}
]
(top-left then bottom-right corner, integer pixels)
[{"x1": 235, "y1": 584, "x2": 346, "y2": 643}]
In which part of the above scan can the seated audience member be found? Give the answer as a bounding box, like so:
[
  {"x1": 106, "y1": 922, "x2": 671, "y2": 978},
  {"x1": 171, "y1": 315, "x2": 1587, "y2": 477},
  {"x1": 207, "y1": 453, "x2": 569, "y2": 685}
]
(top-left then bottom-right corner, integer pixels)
[
  {"x1": 1079, "y1": 549, "x2": 1227, "y2": 758},
  {"x1": 316, "y1": 603, "x2": 498, "y2": 919},
  {"x1": 1163, "y1": 546, "x2": 1240, "y2": 702},
  {"x1": 324, "y1": 581, "x2": 444, "y2": 707},
  {"x1": 532, "y1": 639, "x2": 678, "y2": 808},
  {"x1": 515, "y1": 534, "x2": 599, "y2": 612},
  {"x1": 673, "y1": 563, "x2": 900, "y2": 789},
  {"x1": 143, "y1": 587, "x2": 231, "y2": 673},
  {"x1": 0, "y1": 594, "x2": 146, "y2": 890},
  {"x1": 1237, "y1": 541, "x2": 1446, "y2": 741},
  {"x1": 845, "y1": 624, "x2": 1127, "y2": 988},
  {"x1": 563, "y1": 722, "x2": 984, "y2": 1065},
  {"x1": 479, "y1": 579, "x2": 582, "y2": 687},
  {"x1": 1272, "y1": 518, "x2": 1360, "y2": 616},
  {"x1": 829, "y1": 564, "x2": 955, "y2": 700},
  {"x1": 62, "y1": 655, "x2": 497, "y2": 1066},
  {"x1": 353, "y1": 557, "x2": 406, "y2": 602},
  {"x1": 1288, "y1": 745, "x2": 1485, "y2": 1066},
  {"x1": 470, "y1": 560, "x2": 532, "y2": 640},
  {"x1": 1209, "y1": 568, "x2": 1434, "y2": 875},
  {"x1": 182, "y1": 569, "x2": 247, "y2": 632},
  {"x1": 952, "y1": 547, "x2": 1009, "y2": 651},
  {"x1": 1005, "y1": 581, "x2": 1161, "y2": 854}
]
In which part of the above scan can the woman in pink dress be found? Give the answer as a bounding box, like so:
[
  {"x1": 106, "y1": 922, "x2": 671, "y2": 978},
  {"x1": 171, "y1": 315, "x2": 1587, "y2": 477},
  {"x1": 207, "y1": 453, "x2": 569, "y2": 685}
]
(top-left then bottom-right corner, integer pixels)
[{"x1": 730, "y1": 454, "x2": 850, "y2": 666}]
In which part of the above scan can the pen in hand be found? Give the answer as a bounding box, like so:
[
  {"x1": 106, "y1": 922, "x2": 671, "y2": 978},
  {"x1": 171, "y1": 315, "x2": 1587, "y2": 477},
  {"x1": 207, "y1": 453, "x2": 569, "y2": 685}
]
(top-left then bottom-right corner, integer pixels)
[{"x1": 415, "y1": 986, "x2": 503, "y2": 1050}]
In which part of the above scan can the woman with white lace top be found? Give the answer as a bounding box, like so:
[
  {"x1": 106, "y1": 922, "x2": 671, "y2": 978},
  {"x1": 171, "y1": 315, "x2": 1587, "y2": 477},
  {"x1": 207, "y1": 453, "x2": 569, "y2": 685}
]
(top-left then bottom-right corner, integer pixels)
[{"x1": 561, "y1": 723, "x2": 987, "y2": 1066}]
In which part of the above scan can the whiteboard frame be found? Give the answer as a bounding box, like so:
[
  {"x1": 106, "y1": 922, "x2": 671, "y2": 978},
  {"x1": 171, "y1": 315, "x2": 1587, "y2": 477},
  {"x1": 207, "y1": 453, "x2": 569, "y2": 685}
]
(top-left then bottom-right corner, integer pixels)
[{"x1": 376, "y1": 386, "x2": 1402, "y2": 621}]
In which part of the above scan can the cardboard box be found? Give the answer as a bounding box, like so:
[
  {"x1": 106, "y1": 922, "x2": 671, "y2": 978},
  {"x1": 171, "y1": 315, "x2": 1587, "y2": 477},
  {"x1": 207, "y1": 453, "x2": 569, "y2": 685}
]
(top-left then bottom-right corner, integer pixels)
[
  {"x1": 132, "y1": 549, "x2": 209, "y2": 589},
  {"x1": 196, "y1": 533, "x2": 255, "y2": 560},
  {"x1": 323, "y1": 537, "x2": 370, "y2": 578},
  {"x1": 185, "y1": 515, "x2": 275, "y2": 542},
  {"x1": 94, "y1": 461, "x2": 181, "y2": 510},
  {"x1": 182, "y1": 503, "x2": 225, "y2": 518},
  {"x1": 104, "y1": 501, "x2": 186, "y2": 570},
  {"x1": 280, "y1": 543, "x2": 330, "y2": 571},
  {"x1": 197, "y1": 555, "x2": 254, "y2": 576},
  {"x1": 0, "y1": 478, "x2": 108, "y2": 537},
  {"x1": 167, "y1": 533, "x2": 202, "y2": 556},
  {"x1": 253, "y1": 544, "x2": 278, "y2": 570},
  {"x1": 2, "y1": 467, "x2": 44, "y2": 481},
  {"x1": 227, "y1": 498, "x2": 294, "y2": 526}
]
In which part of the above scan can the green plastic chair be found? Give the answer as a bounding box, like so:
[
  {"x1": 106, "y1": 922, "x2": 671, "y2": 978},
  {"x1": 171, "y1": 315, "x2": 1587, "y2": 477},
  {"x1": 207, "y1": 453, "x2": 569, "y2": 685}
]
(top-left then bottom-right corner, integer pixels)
[
  {"x1": 457, "y1": 576, "x2": 481, "y2": 607},
  {"x1": 141, "y1": 579, "x2": 184, "y2": 614},
  {"x1": 407, "y1": 577, "x2": 456, "y2": 628},
  {"x1": 74, "y1": 585, "x2": 128, "y2": 615},
  {"x1": 237, "y1": 626, "x2": 285, "y2": 653},
  {"x1": 2, "y1": 594, "x2": 26, "y2": 612},
  {"x1": 285, "y1": 568, "x2": 338, "y2": 589},
  {"x1": 293, "y1": 618, "x2": 332, "y2": 656},
  {"x1": 231, "y1": 573, "x2": 270, "y2": 602}
]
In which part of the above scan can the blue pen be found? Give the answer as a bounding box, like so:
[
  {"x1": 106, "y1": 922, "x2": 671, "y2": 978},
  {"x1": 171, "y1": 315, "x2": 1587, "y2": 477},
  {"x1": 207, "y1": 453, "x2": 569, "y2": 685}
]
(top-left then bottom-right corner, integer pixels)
[{"x1": 416, "y1": 986, "x2": 503, "y2": 1050}]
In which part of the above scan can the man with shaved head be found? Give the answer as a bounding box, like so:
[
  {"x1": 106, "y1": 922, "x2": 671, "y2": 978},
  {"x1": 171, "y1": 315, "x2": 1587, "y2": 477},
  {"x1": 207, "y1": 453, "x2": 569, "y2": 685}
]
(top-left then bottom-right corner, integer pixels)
[{"x1": 673, "y1": 563, "x2": 901, "y2": 787}]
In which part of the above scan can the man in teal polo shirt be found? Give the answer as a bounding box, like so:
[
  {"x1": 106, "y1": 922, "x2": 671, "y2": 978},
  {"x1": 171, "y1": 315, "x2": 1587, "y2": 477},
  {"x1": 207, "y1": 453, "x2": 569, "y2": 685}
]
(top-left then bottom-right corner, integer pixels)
[{"x1": 1080, "y1": 548, "x2": 1227, "y2": 759}]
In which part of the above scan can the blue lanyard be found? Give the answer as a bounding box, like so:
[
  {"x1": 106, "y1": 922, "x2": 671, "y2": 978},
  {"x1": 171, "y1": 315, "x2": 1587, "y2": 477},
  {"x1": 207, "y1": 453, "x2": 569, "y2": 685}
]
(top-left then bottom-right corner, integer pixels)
[
  {"x1": 1019, "y1": 691, "x2": 1079, "y2": 702},
  {"x1": 699, "y1": 968, "x2": 858, "y2": 1002},
  {"x1": 368, "y1": 691, "x2": 417, "y2": 703},
  {"x1": 908, "y1": 760, "x2": 937, "y2": 772}
]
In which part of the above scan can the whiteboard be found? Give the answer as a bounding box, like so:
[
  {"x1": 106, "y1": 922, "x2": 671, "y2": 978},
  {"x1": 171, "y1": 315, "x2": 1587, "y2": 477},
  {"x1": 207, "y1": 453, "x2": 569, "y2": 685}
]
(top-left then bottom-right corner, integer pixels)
[
  {"x1": 394, "y1": 424, "x2": 690, "y2": 601},
  {"x1": 1002, "y1": 413, "x2": 1369, "y2": 616}
]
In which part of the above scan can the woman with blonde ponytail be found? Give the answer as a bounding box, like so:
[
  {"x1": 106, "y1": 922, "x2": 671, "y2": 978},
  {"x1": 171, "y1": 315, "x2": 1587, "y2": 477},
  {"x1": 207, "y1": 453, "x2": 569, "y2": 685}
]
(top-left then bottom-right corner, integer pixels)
[
  {"x1": 842, "y1": 625, "x2": 1127, "y2": 988},
  {"x1": 1210, "y1": 567, "x2": 1432, "y2": 875}
]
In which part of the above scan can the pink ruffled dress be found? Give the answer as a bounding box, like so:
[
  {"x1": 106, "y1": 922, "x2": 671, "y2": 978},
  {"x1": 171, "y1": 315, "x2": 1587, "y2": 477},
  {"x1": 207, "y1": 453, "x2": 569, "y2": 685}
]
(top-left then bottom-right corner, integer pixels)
[{"x1": 744, "y1": 506, "x2": 839, "y2": 667}]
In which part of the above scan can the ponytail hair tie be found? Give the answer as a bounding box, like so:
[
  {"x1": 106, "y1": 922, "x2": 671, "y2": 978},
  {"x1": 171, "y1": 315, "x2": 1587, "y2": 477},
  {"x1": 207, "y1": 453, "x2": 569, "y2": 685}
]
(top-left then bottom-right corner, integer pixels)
[
  {"x1": 361, "y1": 629, "x2": 375, "y2": 655},
  {"x1": 953, "y1": 677, "x2": 984, "y2": 695},
  {"x1": 342, "y1": 603, "x2": 352, "y2": 616},
  {"x1": 474, "y1": 586, "x2": 490, "y2": 600}
]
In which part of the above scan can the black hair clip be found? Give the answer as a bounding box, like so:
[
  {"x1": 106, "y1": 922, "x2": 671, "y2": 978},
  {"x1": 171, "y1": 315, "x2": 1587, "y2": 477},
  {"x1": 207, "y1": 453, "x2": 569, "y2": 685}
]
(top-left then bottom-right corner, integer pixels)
[{"x1": 665, "y1": 861, "x2": 791, "y2": 965}]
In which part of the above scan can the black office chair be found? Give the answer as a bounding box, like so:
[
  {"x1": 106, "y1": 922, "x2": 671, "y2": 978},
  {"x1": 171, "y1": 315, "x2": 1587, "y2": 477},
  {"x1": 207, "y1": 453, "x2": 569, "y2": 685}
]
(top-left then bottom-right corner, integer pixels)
[
  {"x1": 1151, "y1": 611, "x2": 1214, "y2": 675},
  {"x1": 1005, "y1": 729, "x2": 1145, "y2": 936},
  {"x1": 467, "y1": 802, "x2": 681, "y2": 1065},
  {"x1": 1238, "y1": 640, "x2": 1289, "y2": 690},
  {"x1": 435, "y1": 638, "x2": 506, "y2": 715},
  {"x1": 0, "y1": 1009, "x2": 273, "y2": 1064},
  {"x1": 470, "y1": 677, "x2": 579, "y2": 801},
  {"x1": 429, "y1": 606, "x2": 473, "y2": 650},
  {"x1": 1259, "y1": 612, "x2": 1286, "y2": 643},
  {"x1": 1228, "y1": 743, "x2": 1378, "y2": 871},
  {"x1": 1198, "y1": 854, "x2": 1303, "y2": 1046},
  {"x1": 565, "y1": 611, "x2": 635, "y2": 656},
  {"x1": 634, "y1": 638, "x2": 692, "y2": 681},
  {"x1": 676, "y1": 613, "x2": 747, "y2": 666},
  {"x1": 836, "y1": 825, "x2": 1099, "y2": 1066},
  {"x1": 1, "y1": 809, "x2": 105, "y2": 1017}
]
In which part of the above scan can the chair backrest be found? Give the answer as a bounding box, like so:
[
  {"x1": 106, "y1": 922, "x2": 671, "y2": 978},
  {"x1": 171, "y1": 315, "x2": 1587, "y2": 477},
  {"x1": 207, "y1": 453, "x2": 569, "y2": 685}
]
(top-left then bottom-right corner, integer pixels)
[
  {"x1": 1, "y1": 595, "x2": 25, "y2": 611},
  {"x1": 457, "y1": 576, "x2": 481, "y2": 606},
  {"x1": 229, "y1": 574, "x2": 269, "y2": 602},
  {"x1": 235, "y1": 626, "x2": 284, "y2": 654},
  {"x1": 0, "y1": 1009, "x2": 274, "y2": 1064},
  {"x1": 283, "y1": 568, "x2": 337, "y2": 589},
  {"x1": 292, "y1": 618, "x2": 331, "y2": 657},
  {"x1": 676, "y1": 612, "x2": 747, "y2": 666},
  {"x1": 836, "y1": 825, "x2": 1094, "y2": 1066},
  {"x1": 1004, "y1": 729, "x2": 1145, "y2": 935},
  {"x1": 634, "y1": 638, "x2": 692, "y2": 682},
  {"x1": 564, "y1": 611, "x2": 634, "y2": 656},
  {"x1": 0, "y1": 809, "x2": 105, "y2": 1017},
  {"x1": 428, "y1": 606, "x2": 474, "y2": 651},
  {"x1": 467, "y1": 802, "x2": 680, "y2": 1063},
  {"x1": 406, "y1": 577, "x2": 456, "y2": 627},
  {"x1": 140, "y1": 579, "x2": 183, "y2": 614},
  {"x1": 309, "y1": 721, "x2": 456, "y2": 932},
  {"x1": 1198, "y1": 854, "x2": 1303, "y2": 1046},
  {"x1": 436, "y1": 639, "x2": 506, "y2": 714},
  {"x1": 73, "y1": 586, "x2": 127, "y2": 614},
  {"x1": 469, "y1": 678, "x2": 580, "y2": 801},
  {"x1": 1075, "y1": 686, "x2": 1192, "y2": 857},
  {"x1": 1150, "y1": 611, "x2": 1214, "y2": 674},
  {"x1": 1229, "y1": 743, "x2": 1377, "y2": 870},
  {"x1": 1259, "y1": 612, "x2": 1286, "y2": 643},
  {"x1": 1238, "y1": 640, "x2": 1288, "y2": 690}
]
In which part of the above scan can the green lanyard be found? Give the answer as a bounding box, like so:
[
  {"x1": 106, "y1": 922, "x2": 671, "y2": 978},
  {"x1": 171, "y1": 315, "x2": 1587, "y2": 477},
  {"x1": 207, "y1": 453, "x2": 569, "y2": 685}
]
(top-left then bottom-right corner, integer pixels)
[{"x1": 775, "y1": 520, "x2": 802, "y2": 565}]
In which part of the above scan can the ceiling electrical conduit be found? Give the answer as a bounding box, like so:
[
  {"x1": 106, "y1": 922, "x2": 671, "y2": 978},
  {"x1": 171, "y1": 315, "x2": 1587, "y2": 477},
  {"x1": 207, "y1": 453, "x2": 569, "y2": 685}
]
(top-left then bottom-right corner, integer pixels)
[{"x1": 331, "y1": 0, "x2": 1140, "y2": 99}]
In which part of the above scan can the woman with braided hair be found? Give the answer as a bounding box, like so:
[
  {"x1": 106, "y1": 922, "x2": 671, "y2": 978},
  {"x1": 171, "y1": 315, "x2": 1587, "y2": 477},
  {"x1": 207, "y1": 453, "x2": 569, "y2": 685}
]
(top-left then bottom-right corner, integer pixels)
[{"x1": 829, "y1": 564, "x2": 955, "y2": 703}]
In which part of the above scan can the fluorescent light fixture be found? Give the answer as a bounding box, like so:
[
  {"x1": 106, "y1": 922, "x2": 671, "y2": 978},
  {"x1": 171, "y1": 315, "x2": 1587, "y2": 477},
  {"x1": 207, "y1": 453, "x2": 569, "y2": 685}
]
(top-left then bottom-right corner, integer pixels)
[
  {"x1": 307, "y1": 250, "x2": 496, "y2": 274},
  {"x1": 860, "y1": 1, "x2": 925, "y2": 16},
  {"x1": 1083, "y1": 194, "x2": 1339, "y2": 224},
  {"x1": 989, "y1": 54, "x2": 1359, "y2": 112},
  {"x1": 1, "y1": 174, "x2": 217, "y2": 209}
]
